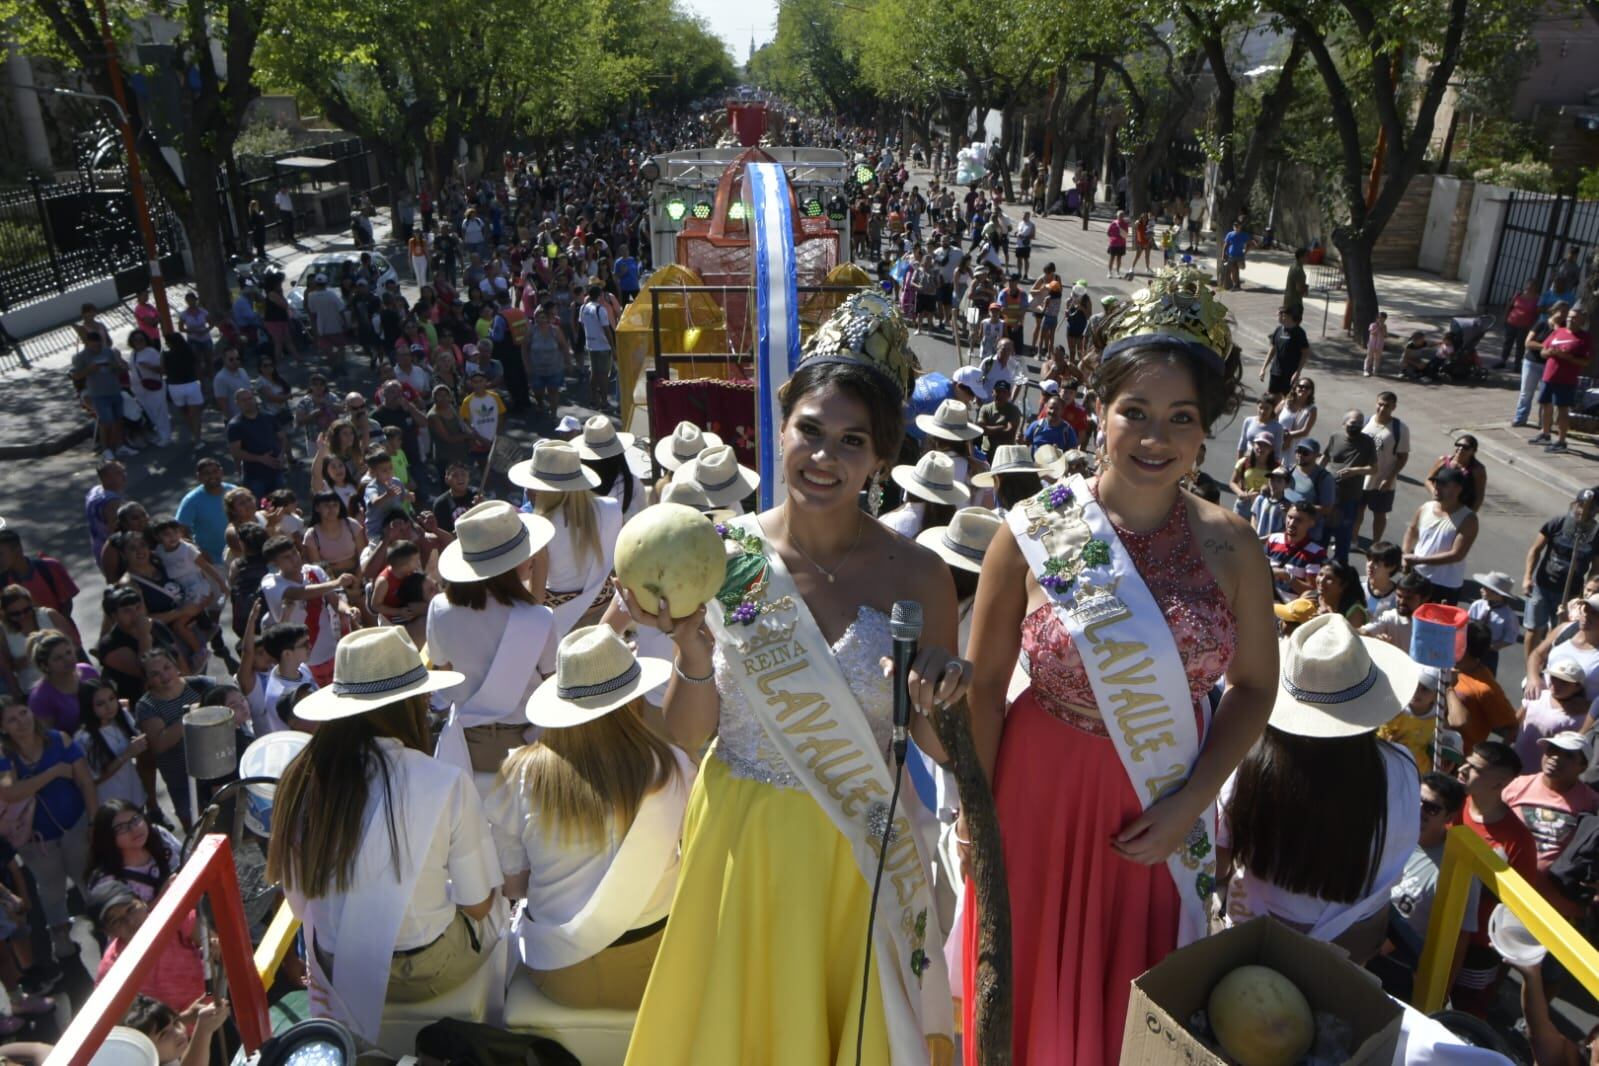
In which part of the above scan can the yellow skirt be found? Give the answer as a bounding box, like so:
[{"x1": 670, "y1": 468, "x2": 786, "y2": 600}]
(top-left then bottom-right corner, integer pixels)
[{"x1": 625, "y1": 751, "x2": 891, "y2": 1066}]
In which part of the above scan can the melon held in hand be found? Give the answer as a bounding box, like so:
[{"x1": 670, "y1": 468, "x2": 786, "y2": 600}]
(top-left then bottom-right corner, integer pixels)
[
  {"x1": 1207, "y1": 964, "x2": 1314, "y2": 1066},
  {"x1": 615, "y1": 503, "x2": 728, "y2": 621}
]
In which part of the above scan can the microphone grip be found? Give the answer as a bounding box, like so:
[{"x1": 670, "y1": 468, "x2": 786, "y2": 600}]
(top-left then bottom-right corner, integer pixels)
[{"x1": 891, "y1": 635, "x2": 917, "y2": 766}]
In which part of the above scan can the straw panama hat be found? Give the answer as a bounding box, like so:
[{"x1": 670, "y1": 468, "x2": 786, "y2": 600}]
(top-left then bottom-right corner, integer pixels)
[
  {"x1": 917, "y1": 507, "x2": 1002, "y2": 574},
  {"x1": 437, "y1": 500, "x2": 555, "y2": 584},
  {"x1": 654, "y1": 421, "x2": 724, "y2": 471},
  {"x1": 659, "y1": 479, "x2": 735, "y2": 522},
  {"x1": 1270, "y1": 614, "x2": 1418, "y2": 738},
  {"x1": 574, "y1": 414, "x2": 636, "y2": 461},
  {"x1": 1472, "y1": 571, "x2": 1520, "y2": 600},
  {"x1": 674, "y1": 445, "x2": 759, "y2": 509},
  {"x1": 891, "y1": 451, "x2": 971, "y2": 507},
  {"x1": 1032, "y1": 443, "x2": 1064, "y2": 469},
  {"x1": 970, "y1": 444, "x2": 1040, "y2": 488},
  {"x1": 510, "y1": 439, "x2": 602, "y2": 493},
  {"x1": 526, "y1": 625, "x2": 673, "y2": 727},
  {"x1": 915, "y1": 399, "x2": 983, "y2": 442},
  {"x1": 295, "y1": 628, "x2": 465, "y2": 723}
]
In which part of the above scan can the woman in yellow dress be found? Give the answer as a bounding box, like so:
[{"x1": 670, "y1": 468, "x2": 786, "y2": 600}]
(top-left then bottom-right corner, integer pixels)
[{"x1": 624, "y1": 292, "x2": 970, "y2": 1065}]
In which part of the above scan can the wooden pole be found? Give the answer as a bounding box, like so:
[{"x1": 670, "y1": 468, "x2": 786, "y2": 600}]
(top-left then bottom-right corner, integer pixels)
[
  {"x1": 93, "y1": 0, "x2": 172, "y2": 334},
  {"x1": 928, "y1": 696, "x2": 1012, "y2": 1065}
]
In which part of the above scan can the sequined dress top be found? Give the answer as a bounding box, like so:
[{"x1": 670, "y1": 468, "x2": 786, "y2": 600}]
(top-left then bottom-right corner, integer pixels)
[
  {"x1": 1020, "y1": 484, "x2": 1238, "y2": 723},
  {"x1": 712, "y1": 604, "x2": 893, "y2": 787}
]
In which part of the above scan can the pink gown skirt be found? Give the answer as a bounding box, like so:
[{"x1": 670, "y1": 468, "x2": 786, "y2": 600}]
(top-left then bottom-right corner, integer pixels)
[{"x1": 961, "y1": 690, "x2": 1181, "y2": 1065}]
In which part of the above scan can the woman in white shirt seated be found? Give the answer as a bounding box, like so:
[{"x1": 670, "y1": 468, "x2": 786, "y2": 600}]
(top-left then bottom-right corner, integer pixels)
[
  {"x1": 574, "y1": 415, "x2": 647, "y2": 522},
  {"x1": 511, "y1": 441, "x2": 624, "y2": 639},
  {"x1": 266, "y1": 628, "x2": 502, "y2": 1042},
  {"x1": 879, "y1": 450, "x2": 968, "y2": 539},
  {"x1": 428, "y1": 501, "x2": 557, "y2": 780},
  {"x1": 487, "y1": 625, "x2": 692, "y2": 1010},
  {"x1": 1216, "y1": 614, "x2": 1420, "y2": 965}
]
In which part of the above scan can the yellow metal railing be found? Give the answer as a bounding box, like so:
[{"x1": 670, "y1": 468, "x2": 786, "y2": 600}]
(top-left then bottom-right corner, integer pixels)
[
  {"x1": 253, "y1": 901, "x2": 302, "y2": 989},
  {"x1": 1415, "y1": 824, "x2": 1599, "y2": 1010}
]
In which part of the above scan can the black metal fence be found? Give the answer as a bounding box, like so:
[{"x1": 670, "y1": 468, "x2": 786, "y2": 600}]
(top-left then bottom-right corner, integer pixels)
[
  {"x1": 223, "y1": 136, "x2": 385, "y2": 252},
  {"x1": 1483, "y1": 190, "x2": 1599, "y2": 310},
  {"x1": 0, "y1": 171, "x2": 184, "y2": 312}
]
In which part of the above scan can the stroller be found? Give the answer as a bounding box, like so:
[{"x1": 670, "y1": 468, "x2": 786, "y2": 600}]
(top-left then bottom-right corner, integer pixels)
[
  {"x1": 1401, "y1": 315, "x2": 1493, "y2": 384},
  {"x1": 1438, "y1": 314, "x2": 1493, "y2": 383}
]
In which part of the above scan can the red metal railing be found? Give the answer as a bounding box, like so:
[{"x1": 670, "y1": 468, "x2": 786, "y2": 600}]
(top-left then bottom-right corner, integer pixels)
[{"x1": 46, "y1": 835, "x2": 271, "y2": 1065}]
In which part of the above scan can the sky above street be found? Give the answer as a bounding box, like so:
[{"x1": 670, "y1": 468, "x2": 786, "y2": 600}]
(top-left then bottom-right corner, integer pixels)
[{"x1": 683, "y1": 0, "x2": 775, "y2": 64}]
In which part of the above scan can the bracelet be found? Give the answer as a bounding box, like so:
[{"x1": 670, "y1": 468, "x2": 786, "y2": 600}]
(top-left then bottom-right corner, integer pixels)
[{"x1": 674, "y1": 661, "x2": 715, "y2": 685}]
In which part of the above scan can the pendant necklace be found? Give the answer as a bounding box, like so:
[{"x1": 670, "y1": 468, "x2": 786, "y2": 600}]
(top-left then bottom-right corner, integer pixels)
[{"x1": 785, "y1": 507, "x2": 863, "y2": 583}]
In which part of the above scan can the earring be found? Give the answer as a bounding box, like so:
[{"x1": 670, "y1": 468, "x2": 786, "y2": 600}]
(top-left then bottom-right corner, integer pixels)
[{"x1": 868, "y1": 470, "x2": 886, "y2": 516}]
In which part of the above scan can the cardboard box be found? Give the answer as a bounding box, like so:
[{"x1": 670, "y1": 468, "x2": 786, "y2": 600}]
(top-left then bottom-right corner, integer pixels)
[{"x1": 1121, "y1": 917, "x2": 1403, "y2": 1065}]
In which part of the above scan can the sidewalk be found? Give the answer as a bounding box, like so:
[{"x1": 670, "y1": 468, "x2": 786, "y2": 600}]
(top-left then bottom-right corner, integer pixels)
[
  {"x1": 992, "y1": 192, "x2": 1598, "y2": 502},
  {"x1": 0, "y1": 219, "x2": 396, "y2": 460}
]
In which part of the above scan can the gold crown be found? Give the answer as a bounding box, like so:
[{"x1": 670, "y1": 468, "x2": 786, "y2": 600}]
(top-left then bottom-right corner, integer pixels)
[
  {"x1": 799, "y1": 289, "x2": 919, "y2": 396},
  {"x1": 1104, "y1": 264, "x2": 1233, "y2": 358}
]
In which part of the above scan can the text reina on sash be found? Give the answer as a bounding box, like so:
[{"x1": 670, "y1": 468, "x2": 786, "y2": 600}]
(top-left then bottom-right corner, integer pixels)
[
  {"x1": 1080, "y1": 613, "x2": 1189, "y2": 801},
  {"x1": 742, "y1": 632, "x2": 929, "y2": 915}
]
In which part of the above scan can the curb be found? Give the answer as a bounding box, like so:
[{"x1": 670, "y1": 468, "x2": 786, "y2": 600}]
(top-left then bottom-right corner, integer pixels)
[
  {"x1": 0, "y1": 419, "x2": 93, "y2": 460},
  {"x1": 1456, "y1": 424, "x2": 1592, "y2": 500}
]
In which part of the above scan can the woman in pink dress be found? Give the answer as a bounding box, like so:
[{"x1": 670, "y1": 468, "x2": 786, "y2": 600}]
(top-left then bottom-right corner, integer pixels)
[{"x1": 960, "y1": 268, "x2": 1280, "y2": 1063}]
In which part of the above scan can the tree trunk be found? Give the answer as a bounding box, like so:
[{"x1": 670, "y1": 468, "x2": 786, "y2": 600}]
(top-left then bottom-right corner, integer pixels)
[
  {"x1": 927, "y1": 696, "x2": 1011, "y2": 1066},
  {"x1": 998, "y1": 105, "x2": 1017, "y2": 201},
  {"x1": 173, "y1": 128, "x2": 231, "y2": 315},
  {"x1": 1334, "y1": 227, "x2": 1376, "y2": 340},
  {"x1": 1212, "y1": 38, "x2": 1306, "y2": 242}
]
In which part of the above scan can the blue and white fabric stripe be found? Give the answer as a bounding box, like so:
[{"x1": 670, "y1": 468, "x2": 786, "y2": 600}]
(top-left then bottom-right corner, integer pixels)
[{"x1": 746, "y1": 162, "x2": 801, "y2": 511}]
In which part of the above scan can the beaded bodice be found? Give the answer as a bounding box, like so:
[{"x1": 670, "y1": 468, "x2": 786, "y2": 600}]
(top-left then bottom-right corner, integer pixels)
[
  {"x1": 1021, "y1": 486, "x2": 1237, "y2": 721},
  {"x1": 713, "y1": 604, "x2": 894, "y2": 789}
]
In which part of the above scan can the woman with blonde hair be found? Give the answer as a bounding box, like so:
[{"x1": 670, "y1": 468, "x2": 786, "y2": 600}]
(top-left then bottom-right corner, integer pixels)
[
  {"x1": 510, "y1": 441, "x2": 622, "y2": 639},
  {"x1": 428, "y1": 501, "x2": 556, "y2": 783},
  {"x1": 487, "y1": 625, "x2": 691, "y2": 1009},
  {"x1": 267, "y1": 628, "x2": 501, "y2": 1042}
]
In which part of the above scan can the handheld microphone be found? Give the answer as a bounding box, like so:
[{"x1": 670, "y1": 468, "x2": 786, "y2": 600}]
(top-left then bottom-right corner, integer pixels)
[{"x1": 889, "y1": 600, "x2": 923, "y2": 766}]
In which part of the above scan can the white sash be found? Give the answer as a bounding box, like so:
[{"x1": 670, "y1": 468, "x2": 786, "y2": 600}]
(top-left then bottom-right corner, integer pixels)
[
  {"x1": 708, "y1": 515, "x2": 954, "y2": 1065},
  {"x1": 298, "y1": 750, "x2": 458, "y2": 1041},
  {"x1": 512, "y1": 747, "x2": 695, "y2": 970},
  {"x1": 435, "y1": 603, "x2": 550, "y2": 774},
  {"x1": 1007, "y1": 475, "x2": 1217, "y2": 947}
]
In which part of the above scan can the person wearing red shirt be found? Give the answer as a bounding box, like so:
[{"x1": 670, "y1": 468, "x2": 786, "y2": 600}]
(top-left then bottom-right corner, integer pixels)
[
  {"x1": 0, "y1": 530, "x2": 78, "y2": 644},
  {"x1": 1452, "y1": 740, "x2": 1539, "y2": 1015},
  {"x1": 1531, "y1": 307, "x2": 1592, "y2": 454},
  {"x1": 1502, "y1": 731, "x2": 1599, "y2": 919}
]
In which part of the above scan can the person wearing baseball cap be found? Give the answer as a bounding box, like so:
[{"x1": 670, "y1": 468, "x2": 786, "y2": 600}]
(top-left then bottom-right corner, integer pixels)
[
  {"x1": 1514, "y1": 658, "x2": 1592, "y2": 772},
  {"x1": 951, "y1": 365, "x2": 991, "y2": 405},
  {"x1": 1502, "y1": 729, "x2": 1599, "y2": 918},
  {"x1": 975, "y1": 377, "x2": 1020, "y2": 457},
  {"x1": 1286, "y1": 436, "x2": 1335, "y2": 543},
  {"x1": 266, "y1": 628, "x2": 499, "y2": 1041},
  {"x1": 1217, "y1": 615, "x2": 1420, "y2": 961}
]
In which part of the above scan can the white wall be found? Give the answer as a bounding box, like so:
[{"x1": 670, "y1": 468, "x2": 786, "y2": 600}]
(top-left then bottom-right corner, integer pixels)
[
  {"x1": 1461, "y1": 183, "x2": 1515, "y2": 310},
  {"x1": 4, "y1": 279, "x2": 118, "y2": 337},
  {"x1": 1419, "y1": 176, "x2": 1463, "y2": 275}
]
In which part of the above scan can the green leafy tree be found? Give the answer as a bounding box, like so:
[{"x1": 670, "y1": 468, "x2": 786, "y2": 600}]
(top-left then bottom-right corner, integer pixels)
[
  {"x1": 3, "y1": 0, "x2": 266, "y2": 312},
  {"x1": 1263, "y1": 0, "x2": 1538, "y2": 337}
]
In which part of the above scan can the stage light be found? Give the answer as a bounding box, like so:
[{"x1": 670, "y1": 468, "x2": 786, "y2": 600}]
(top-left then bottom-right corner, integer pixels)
[
  {"x1": 854, "y1": 164, "x2": 876, "y2": 185},
  {"x1": 665, "y1": 198, "x2": 687, "y2": 222},
  {"x1": 256, "y1": 1018, "x2": 357, "y2": 1066},
  {"x1": 728, "y1": 201, "x2": 746, "y2": 221},
  {"x1": 692, "y1": 200, "x2": 713, "y2": 220},
  {"x1": 803, "y1": 198, "x2": 824, "y2": 218},
  {"x1": 827, "y1": 196, "x2": 848, "y2": 222},
  {"x1": 640, "y1": 157, "x2": 661, "y2": 182}
]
